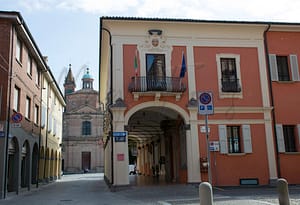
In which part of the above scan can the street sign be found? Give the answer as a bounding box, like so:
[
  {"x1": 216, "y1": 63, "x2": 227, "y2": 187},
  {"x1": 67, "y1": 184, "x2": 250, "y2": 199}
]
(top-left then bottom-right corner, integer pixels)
[
  {"x1": 11, "y1": 123, "x2": 21, "y2": 128},
  {"x1": 209, "y1": 141, "x2": 220, "y2": 152},
  {"x1": 12, "y1": 112, "x2": 23, "y2": 123},
  {"x1": 113, "y1": 132, "x2": 127, "y2": 142},
  {"x1": 198, "y1": 92, "x2": 214, "y2": 115}
]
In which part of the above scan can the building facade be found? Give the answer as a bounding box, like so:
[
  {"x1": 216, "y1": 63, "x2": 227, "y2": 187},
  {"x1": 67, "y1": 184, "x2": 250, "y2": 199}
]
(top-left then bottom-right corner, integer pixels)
[
  {"x1": 99, "y1": 17, "x2": 300, "y2": 187},
  {"x1": 0, "y1": 11, "x2": 65, "y2": 198},
  {"x1": 62, "y1": 66, "x2": 104, "y2": 173}
]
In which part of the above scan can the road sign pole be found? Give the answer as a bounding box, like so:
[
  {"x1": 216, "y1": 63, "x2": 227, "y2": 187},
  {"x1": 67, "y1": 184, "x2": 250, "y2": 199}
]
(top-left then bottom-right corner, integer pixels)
[{"x1": 205, "y1": 114, "x2": 212, "y2": 185}]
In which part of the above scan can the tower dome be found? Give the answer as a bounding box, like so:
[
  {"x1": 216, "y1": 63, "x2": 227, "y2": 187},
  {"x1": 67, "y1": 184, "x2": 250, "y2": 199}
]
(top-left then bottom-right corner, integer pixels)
[{"x1": 82, "y1": 68, "x2": 94, "y2": 89}]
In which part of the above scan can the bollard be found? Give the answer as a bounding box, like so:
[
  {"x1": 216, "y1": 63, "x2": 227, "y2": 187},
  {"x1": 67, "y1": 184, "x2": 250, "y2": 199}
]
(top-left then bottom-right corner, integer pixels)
[
  {"x1": 199, "y1": 182, "x2": 214, "y2": 205},
  {"x1": 277, "y1": 178, "x2": 290, "y2": 205}
]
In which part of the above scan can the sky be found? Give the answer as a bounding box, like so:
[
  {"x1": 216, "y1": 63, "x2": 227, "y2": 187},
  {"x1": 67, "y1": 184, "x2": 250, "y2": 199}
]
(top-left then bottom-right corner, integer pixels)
[{"x1": 1, "y1": 0, "x2": 300, "y2": 92}]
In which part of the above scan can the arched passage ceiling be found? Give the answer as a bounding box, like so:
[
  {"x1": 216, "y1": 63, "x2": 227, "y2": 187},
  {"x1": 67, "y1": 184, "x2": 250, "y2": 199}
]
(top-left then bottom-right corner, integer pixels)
[{"x1": 127, "y1": 107, "x2": 181, "y2": 141}]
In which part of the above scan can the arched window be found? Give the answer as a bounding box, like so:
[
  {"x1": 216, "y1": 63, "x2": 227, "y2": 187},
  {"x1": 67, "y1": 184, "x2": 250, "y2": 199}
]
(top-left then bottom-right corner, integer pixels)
[{"x1": 82, "y1": 121, "x2": 91, "y2": 135}]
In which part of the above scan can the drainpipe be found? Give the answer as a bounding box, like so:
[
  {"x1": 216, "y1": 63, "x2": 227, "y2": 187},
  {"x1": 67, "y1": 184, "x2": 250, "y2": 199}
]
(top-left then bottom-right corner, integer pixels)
[
  {"x1": 263, "y1": 23, "x2": 281, "y2": 178},
  {"x1": 100, "y1": 18, "x2": 114, "y2": 186},
  {"x1": 3, "y1": 18, "x2": 15, "y2": 199}
]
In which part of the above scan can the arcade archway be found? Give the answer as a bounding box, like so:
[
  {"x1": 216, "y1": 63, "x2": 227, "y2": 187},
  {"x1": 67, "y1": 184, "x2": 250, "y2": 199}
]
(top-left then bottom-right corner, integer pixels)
[{"x1": 127, "y1": 106, "x2": 187, "y2": 184}]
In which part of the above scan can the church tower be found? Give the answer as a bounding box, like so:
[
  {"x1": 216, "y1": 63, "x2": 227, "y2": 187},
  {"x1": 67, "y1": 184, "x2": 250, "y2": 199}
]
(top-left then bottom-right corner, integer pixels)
[
  {"x1": 82, "y1": 68, "x2": 93, "y2": 90},
  {"x1": 64, "y1": 64, "x2": 76, "y2": 96}
]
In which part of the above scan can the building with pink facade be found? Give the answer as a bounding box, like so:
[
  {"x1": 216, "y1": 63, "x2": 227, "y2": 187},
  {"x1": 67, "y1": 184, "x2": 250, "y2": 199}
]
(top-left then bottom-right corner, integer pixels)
[{"x1": 99, "y1": 17, "x2": 300, "y2": 188}]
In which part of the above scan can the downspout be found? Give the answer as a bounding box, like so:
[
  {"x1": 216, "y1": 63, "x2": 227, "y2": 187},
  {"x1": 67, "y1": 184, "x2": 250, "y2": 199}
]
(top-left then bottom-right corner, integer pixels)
[
  {"x1": 3, "y1": 18, "x2": 15, "y2": 199},
  {"x1": 100, "y1": 18, "x2": 114, "y2": 186},
  {"x1": 263, "y1": 23, "x2": 281, "y2": 178}
]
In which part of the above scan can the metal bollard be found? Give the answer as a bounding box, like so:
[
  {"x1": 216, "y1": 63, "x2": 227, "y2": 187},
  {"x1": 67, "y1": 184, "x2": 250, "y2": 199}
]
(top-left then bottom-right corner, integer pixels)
[
  {"x1": 199, "y1": 182, "x2": 214, "y2": 205},
  {"x1": 277, "y1": 178, "x2": 290, "y2": 205}
]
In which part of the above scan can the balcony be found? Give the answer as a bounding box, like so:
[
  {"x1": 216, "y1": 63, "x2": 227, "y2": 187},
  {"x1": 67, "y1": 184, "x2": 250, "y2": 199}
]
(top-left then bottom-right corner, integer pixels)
[
  {"x1": 128, "y1": 76, "x2": 186, "y2": 101},
  {"x1": 221, "y1": 77, "x2": 241, "y2": 92}
]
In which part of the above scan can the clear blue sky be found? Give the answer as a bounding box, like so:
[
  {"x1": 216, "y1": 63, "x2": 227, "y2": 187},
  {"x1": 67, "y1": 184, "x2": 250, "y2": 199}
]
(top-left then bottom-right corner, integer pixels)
[{"x1": 1, "y1": 0, "x2": 300, "y2": 92}]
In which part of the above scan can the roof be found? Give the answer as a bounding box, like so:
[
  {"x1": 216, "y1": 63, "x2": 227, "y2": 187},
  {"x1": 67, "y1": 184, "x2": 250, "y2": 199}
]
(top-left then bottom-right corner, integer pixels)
[{"x1": 100, "y1": 16, "x2": 300, "y2": 27}]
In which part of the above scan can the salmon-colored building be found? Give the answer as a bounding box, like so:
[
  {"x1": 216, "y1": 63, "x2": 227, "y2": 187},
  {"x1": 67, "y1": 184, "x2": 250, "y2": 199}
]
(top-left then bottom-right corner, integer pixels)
[{"x1": 99, "y1": 17, "x2": 300, "y2": 188}]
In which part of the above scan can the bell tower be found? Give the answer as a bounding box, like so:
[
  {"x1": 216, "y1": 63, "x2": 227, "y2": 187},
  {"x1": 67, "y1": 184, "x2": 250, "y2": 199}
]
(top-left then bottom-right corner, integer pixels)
[{"x1": 64, "y1": 64, "x2": 76, "y2": 96}]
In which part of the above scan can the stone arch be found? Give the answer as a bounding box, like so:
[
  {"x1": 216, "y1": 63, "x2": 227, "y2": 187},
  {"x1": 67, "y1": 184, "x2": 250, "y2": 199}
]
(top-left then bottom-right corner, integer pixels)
[
  {"x1": 7, "y1": 137, "x2": 19, "y2": 192},
  {"x1": 39, "y1": 146, "x2": 45, "y2": 181},
  {"x1": 21, "y1": 140, "x2": 30, "y2": 188},
  {"x1": 124, "y1": 101, "x2": 189, "y2": 125},
  {"x1": 50, "y1": 149, "x2": 54, "y2": 180},
  {"x1": 31, "y1": 143, "x2": 39, "y2": 184}
]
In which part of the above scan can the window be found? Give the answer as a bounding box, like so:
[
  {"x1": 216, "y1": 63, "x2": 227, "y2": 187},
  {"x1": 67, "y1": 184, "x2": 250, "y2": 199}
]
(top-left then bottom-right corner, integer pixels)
[
  {"x1": 16, "y1": 37, "x2": 22, "y2": 63},
  {"x1": 25, "y1": 96, "x2": 31, "y2": 119},
  {"x1": 82, "y1": 121, "x2": 91, "y2": 135},
  {"x1": 13, "y1": 86, "x2": 20, "y2": 111},
  {"x1": 145, "y1": 54, "x2": 166, "y2": 91},
  {"x1": 219, "y1": 124, "x2": 252, "y2": 154},
  {"x1": 35, "y1": 67, "x2": 40, "y2": 86},
  {"x1": 227, "y1": 126, "x2": 241, "y2": 153},
  {"x1": 277, "y1": 56, "x2": 290, "y2": 81},
  {"x1": 269, "y1": 54, "x2": 300, "y2": 81},
  {"x1": 27, "y1": 54, "x2": 32, "y2": 76},
  {"x1": 34, "y1": 104, "x2": 39, "y2": 124},
  {"x1": 216, "y1": 54, "x2": 242, "y2": 98},
  {"x1": 276, "y1": 124, "x2": 299, "y2": 153},
  {"x1": 220, "y1": 58, "x2": 241, "y2": 92}
]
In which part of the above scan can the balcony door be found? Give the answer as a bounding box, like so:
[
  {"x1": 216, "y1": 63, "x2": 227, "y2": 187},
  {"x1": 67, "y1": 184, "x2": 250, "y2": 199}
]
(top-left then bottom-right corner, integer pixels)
[{"x1": 146, "y1": 54, "x2": 166, "y2": 91}]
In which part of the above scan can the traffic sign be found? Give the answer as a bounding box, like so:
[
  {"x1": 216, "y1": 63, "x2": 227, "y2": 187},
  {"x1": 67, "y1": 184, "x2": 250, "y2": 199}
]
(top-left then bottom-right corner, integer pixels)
[
  {"x1": 12, "y1": 112, "x2": 23, "y2": 123},
  {"x1": 113, "y1": 132, "x2": 127, "y2": 142},
  {"x1": 198, "y1": 92, "x2": 214, "y2": 115}
]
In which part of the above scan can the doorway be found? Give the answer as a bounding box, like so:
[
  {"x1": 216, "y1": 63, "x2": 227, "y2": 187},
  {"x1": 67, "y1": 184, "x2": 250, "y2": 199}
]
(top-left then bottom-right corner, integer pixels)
[{"x1": 82, "y1": 152, "x2": 91, "y2": 172}]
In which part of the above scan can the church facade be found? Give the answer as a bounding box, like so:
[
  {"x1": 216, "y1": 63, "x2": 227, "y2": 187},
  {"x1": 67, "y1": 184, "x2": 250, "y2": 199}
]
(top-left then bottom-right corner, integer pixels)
[{"x1": 62, "y1": 66, "x2": 104, "y2": 173}]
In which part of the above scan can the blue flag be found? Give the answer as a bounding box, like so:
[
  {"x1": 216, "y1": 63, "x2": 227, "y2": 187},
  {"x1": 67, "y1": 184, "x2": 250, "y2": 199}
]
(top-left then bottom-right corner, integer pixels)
[{"x1": 179, "y1": 53, "x2": 186, "y2": 78}]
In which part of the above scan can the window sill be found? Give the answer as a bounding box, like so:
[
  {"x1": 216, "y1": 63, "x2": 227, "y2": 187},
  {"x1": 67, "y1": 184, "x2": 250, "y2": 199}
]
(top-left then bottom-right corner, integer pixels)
[
  {"x1": 227, "y1": 153, "x2": 246, "y2": 156},
  {"x1": 282, "y1": 152, "x2": 300, "y2": 155},
  {"x1": 16, "y1": 58, "x2": 22, "y2": 67},
  {"x1": 274, "y1": 81, "x2": 297, "y2": 84},
  {"x1": 219, "y1": 92, "x2": 243, "y2": 99},
  {"x1": 27, "y1": 73, "x2": 32, "y2": 79}
]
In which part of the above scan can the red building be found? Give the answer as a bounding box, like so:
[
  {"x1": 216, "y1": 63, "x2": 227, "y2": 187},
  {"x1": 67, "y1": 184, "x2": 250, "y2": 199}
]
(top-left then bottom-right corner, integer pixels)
[{"x1": 99, "y1": 17, "x2": 300, "y2": 188}]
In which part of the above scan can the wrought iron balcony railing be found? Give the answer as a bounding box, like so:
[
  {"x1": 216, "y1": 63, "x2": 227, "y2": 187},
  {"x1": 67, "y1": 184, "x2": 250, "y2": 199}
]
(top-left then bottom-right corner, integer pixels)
[
  {"x1": 221, "y1": 77, "x2": 241, "y2": 92},
  {"x1": 129, "y1": 76, "x2": 186, "y2": 93}
]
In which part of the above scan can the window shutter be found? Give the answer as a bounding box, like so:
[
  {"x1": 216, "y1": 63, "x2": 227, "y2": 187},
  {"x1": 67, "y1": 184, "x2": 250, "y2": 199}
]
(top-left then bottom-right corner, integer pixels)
[
  {"x1": 297, "y1": 124, "x2": 300, "y2": 146},
  {"x1": 41, "y1": 106, "x2": 46, "y2": 127},
  {"x1": 290, "y1": 54, "x2": 300, "y2": 81},
  {"x1": 276, "y1": 124, "x2": 285, "y2": 153},
  {"x1": 48, "y1": 115, "x2": 52, "y2": 132},
  {"x1": 269, "y1": 54, "x2": 278, "y2": 81},
  {"x1": 242, "y1": 125, "x2": 252, "y2": 153},
  {"x1": 219, "y1": 125, "x2": 228, "y2": 154}
]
